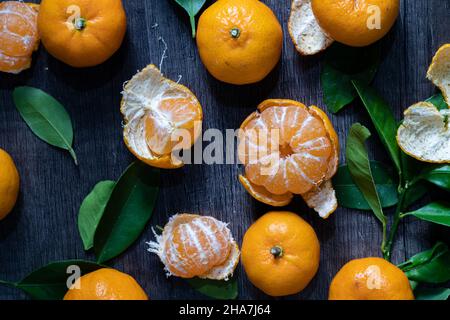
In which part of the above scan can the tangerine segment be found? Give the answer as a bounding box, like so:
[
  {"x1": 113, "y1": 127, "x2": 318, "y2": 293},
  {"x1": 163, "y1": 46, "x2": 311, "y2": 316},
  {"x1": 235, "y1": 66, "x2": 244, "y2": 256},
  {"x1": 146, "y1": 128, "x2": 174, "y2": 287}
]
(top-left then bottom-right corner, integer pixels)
[
  {"x1": 145, "y1": 97, "x2": 202, "y2": 156},
  {"x1": 0, "y1": 1, "x2": 39, "y2": 74},
  {"x1": 239, "y1": 175, "x2": 293, "y2": 207},
  {"x1": 149, "y1": 214, "x2": 238, "y2": 279},
  {"x1": 239, "y1": 100, "x2": 333, "y2": 195}
]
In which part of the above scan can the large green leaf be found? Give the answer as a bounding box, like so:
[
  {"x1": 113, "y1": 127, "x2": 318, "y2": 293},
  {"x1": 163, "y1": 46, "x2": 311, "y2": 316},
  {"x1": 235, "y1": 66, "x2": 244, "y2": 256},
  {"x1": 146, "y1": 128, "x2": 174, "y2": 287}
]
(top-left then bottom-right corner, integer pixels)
[
  {"x1": 0, "y1": 260, "x2": 104, "y2": 300},
  {"x1": 321, "y1": 43, "x2": 380, "y2": 113},
  {"x1": 78, "y1": 181, "x2": 116, "y2": 250},
  {"x1": 13, "y1": 86, "x2": 78, "y2": 165},
  {"x1": 426, "y1": 93, "x2": 448, "y2": 111},
  {"x1": 414, "y1": 287, "x2": 450, "y2": 300},
  {"x1": 333, "y1": 161, "x2": 398, "y2": 210},
  {"x1": 174, "y1": 0, "x2": 207, "y2": 37},
  {"x1": 94, "y1": 162, "x2": 159, "y2": 264},
  {"x1": 403, "y1": 202, "x2": 450, "y2": 227},
  {"x1": 398, "y1": 242, "x2": 450, "y2": 284},
  {"x1": 352, "y1": 81, "x2": 401, "y2": 173},
  {"x1": 421, "y1": 165, "x2": 450, "y2": 191},
  {"x1": 186, "y1": 277, "x2": 238, "y2": 300},
  {"x1": 346, "y1": 124, "x2": 386, "y2": 226}
]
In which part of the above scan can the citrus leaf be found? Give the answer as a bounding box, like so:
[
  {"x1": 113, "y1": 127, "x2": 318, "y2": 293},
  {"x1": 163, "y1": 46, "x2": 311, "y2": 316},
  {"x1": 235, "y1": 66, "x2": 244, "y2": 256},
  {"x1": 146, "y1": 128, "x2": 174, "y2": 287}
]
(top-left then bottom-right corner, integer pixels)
[
  {"x1": 352, "y1": 81, "x2": 401, "y2": 173},
  {"x1": 426, "y1": 93, "x2": 448, "y2": 111},
  {"x1": 186, "y1": 277, "x2": 238, "y2": 300},
  {"x1": 12, "y1": 86, "x2": 78, "y2": 165},
  {"x1": 333, "y1": 161, "x2": 398, "y2": 210},
  {"x1": 421, "y1": 165, "x2": 450, "y2": 191},
  {"x1": 174, "y1": 0, "x2": 207, "y2": 37},
  {"x1": 414, "y1": 287, "x2": 450, "y2": 300},
  {"x1": 0, "y1": 260, "x2": 104, "y2": 300},
  {"x1": 403, "y1": 202, "x2": 450, "y2": 227},
  {"x1": 94, "y1": 161, "x2": 159, "y2": 264},
  {"x1": 78, "y1": 181, "x2": 116, "y2": 250},
  {"x1": 398, "y1": 242, "x2": 450, "y2": 284},
  {"x1": 346, "y1": 123, "x2": 386, "y2": 225},
  {"x1": 321, "y1": 43, "x2": 380, "y2": 113}
]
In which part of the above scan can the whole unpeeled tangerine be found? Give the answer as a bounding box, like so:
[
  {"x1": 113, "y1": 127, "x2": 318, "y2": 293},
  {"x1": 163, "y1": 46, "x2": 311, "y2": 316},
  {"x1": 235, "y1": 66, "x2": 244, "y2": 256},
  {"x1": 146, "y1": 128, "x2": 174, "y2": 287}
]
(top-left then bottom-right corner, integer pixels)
[
  {"x1": 312, "y1": 0, "x2": 400, "y2": 47},
  {"x1": 196, "y1": 0, "x2": 283, "y2": 85},
  {"x1": 0, "y1": 148, "x2": 20, "y2": 220}
]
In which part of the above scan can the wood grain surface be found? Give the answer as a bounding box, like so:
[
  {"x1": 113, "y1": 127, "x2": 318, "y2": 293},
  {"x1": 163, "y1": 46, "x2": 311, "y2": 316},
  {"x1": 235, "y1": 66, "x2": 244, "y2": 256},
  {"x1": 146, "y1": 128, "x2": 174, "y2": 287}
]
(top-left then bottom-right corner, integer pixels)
[{"x1": 0, "y1": 0, "x2": 449, "y2": 300}]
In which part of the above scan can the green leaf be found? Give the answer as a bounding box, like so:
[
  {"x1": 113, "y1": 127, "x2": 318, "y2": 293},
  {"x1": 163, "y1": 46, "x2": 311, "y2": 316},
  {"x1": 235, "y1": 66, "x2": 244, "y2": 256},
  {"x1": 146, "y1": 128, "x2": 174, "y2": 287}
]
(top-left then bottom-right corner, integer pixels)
[
  {"x1": 94, "y1": 161, "x2": 159, "y2": 264},
  {"x1": 421, "y1": 165, "x2": 450, "y2": 191},
  {"x1": 13, "y1": 86, "x2": 78, "y2": 165},
  {"x1": 333, "y1": 161, "x2": 398, "y2": 210},
  {"x1": 321, "y1": 43, "x2": 380, "y2": 113},
  {"x1": 426, "y1": 93, "x2": 448, "y2": 111},
  {"x1": 0, "y1": 260, "x2": 104, "y2": 300},
  {"x1": 415, "y1": 287, "x2": 450, "y2": 300},
  {"x1": 403, "y1": 182, "x2": 428, "y2": 210},
  {"x1": 352, "y1": 81, "x2": 401, "y2": 173},
  {"x1": 403, "y1": 202, "x2": 450, "y2": 227},
  {"x1": 174, "y1": 0, "x2": 207, "y2": 38},
  {"x1": 186, "y1": 277, "x2": 238, "y2": 300},
  {"x1": 78, "y1": 181, "x2": 116, "y2": 250},
  {"x1": 398, "y1": 242, "x2": 450, "y2": 284},
  {"x1": 346, "y1": 123, "x2": 386, "y2": 226}
]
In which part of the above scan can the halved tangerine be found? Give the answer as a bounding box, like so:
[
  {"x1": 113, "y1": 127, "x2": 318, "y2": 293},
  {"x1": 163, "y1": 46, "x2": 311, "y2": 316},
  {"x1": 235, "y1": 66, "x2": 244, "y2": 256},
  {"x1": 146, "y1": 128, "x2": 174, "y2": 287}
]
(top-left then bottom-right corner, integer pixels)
[
  {"x1": 121, "y1": 65, "x2": 203, "y2": 169},
  {"x1": 238, "y1": 99, "x2": 339, "y2": 218},
  {"x1": 0, "y1": 1, "x2": 39, "y2": 74},
  {"x1": 148, "y1": 214, "x2": 240, "y2": 280}
]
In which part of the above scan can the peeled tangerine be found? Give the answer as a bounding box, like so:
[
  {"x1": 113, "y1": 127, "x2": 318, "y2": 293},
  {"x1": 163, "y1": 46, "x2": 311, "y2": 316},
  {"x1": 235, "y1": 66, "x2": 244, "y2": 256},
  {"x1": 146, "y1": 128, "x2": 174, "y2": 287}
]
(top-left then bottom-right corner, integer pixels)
[
  {"x1": 148, "y1": 214, "x2": 240, "y2": 280},
  {"x1": 238, "y1": 99, "x2": 339, "y2": 218},
  {"x1": 0, "y1": 1, "x2": 39, "y2": 74},
  {"x1": 121, "y1": 65, "x2": 203, "y2": 169},
  {"x1": 397, "y1": 44, "x2": 450, "y2": 163}
]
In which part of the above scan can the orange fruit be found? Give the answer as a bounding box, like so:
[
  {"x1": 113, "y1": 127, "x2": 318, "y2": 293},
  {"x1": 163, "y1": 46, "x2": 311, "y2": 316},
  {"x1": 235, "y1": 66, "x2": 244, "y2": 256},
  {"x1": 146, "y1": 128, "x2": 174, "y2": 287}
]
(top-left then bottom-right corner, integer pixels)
[
  {"x1": 38, "y1": 0, "x2": 126, "y2": 67},
  {"x1": 196, "y1": 0, "x2": 282, "y2": 85},
  {"x1": 121, "y1": 65, "x2": 203, "y2": 169},
  {"x1": 0, "y1": 148, "x2": 20, "y2": 220},
  {"x1": 148, "y1": 214, "x2": 240, "y2": 280},
  {"x1": 312, "y1": 0, "x2": 400, "y2": 47},
  {"x1": 241, "y1": 211, "x2": 320, "y2": 296},
  {"x1": 238, "y1": 99, "x2": 339, "y2": 218},
  {"x1": 0, "y1": 1, "x2": 39, "y2": 74},
  {"x1": 63, "y1": 268, "x2": 148, "y2": 300},
  {"x1": 329, "y1": 257, "x2": 414, "y2": 300}
]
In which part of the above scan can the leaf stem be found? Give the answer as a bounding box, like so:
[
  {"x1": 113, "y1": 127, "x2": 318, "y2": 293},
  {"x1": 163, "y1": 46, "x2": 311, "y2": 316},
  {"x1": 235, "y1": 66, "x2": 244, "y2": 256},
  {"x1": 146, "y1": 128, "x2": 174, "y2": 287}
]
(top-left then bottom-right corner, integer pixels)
[
  {"x1": 0, "y1": 279, "x2": 17, "y2": 287},
  {"x1": 383, "y1": 188, "x2": 407, "y2": 261},
  {"x1": 69, "y1": 147, "x2": 78, "y2": 166},
  {"x1": 190, "y1": 15, "x2": 196, "y2": 38}
]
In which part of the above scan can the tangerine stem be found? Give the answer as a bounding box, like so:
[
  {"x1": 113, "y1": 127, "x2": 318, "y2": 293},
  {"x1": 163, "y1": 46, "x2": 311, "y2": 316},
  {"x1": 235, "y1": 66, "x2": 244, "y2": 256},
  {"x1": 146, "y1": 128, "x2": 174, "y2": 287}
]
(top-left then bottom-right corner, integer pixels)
[
  {"x1": 74, "y1": 17, "x2": 86, "y2": 31},
  {"x1": 270, "y1": 246, "x2": 283, "y2": 259},
  {"x1": 230, "y1": 27, "x2": 241, "y2": 39}
]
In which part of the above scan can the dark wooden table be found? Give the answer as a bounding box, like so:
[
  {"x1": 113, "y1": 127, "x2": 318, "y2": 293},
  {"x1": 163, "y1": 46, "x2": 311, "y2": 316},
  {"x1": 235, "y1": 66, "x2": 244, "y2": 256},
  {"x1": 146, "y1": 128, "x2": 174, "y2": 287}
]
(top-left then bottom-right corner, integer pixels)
[{"x1": 0, "y1": 0, "x2": 449, "y2": 300}]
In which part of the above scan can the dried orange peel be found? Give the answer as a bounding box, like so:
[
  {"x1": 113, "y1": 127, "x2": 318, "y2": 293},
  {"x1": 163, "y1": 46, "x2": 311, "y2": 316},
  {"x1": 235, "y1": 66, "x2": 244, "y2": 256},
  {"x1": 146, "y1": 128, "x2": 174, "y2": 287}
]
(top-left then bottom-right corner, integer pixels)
[
  {"x1": 397, "y1": 45, "x2": 450, "y2": 163},
  {"x1": 121, "y1": 65, "x2": 203, "y2": 169},
  {"x1": 147, "y1": 214, "x2": 240, "y2": 280},
  {"x1": 0, "y1": 1, "x2": 40, "y2": 74},
  {"x1": 238, "y1": 99, "x2": 339, "y2": 218}
]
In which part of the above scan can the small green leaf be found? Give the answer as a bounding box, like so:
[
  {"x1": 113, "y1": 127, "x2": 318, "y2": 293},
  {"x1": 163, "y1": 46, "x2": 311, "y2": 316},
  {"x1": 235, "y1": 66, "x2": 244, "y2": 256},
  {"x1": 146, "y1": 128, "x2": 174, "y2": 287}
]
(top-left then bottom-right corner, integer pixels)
[
  {"x1": 414, "y1": 287, "x2": 450, "y2": 300},
  {"x1": 398, "y1": 242, "x2": 450, "y2": 284},
  {"x1": 421, "y1": 165, "x2": 450, "y2": 191},
  {"x1": 186, "y1": 277, "x2": 238, "y2": 300},
  {"x1": 352, "y1": 81, "x2": 401, "y2": 173},
  {"x1": 0, "y1": 260, "x2": 104, "y2": 300},
  {"x1": 78, "y1": 181, "x2": 116, "y2": 250},
  {"x1": 321, "y1": 43, "x2": 380, "y2": 113},
  {"x1": 426, "y1": 93, "x2": 448, "y2": 111},
  {"x1": 403, "y1": 202, "x2": 450, "y2": 227},
  {"x1": 174, "y1": 0, "x2": 207, "y2": 38},
  {"x1": 94, "y1": 161, "x2": 159, "y2": 264},
  {"x1": 333, "y1": 161, "x2": 398, "y2": 210},
  {"x1": 346, "y1": 123, "x2": 386, "y2": 226},
  {"x1": 13, "y1": 86, "x2": 78, "y2": 165}
]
